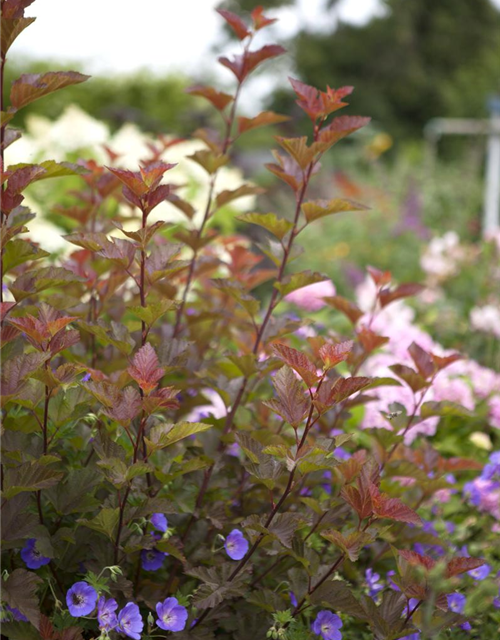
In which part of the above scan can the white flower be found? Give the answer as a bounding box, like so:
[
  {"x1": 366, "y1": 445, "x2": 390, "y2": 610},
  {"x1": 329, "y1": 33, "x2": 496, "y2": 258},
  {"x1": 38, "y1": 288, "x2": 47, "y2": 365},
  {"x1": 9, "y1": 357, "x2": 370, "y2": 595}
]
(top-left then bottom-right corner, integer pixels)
[{"x1": 470, "y1": 304, "x2": 500, "y2": 338}]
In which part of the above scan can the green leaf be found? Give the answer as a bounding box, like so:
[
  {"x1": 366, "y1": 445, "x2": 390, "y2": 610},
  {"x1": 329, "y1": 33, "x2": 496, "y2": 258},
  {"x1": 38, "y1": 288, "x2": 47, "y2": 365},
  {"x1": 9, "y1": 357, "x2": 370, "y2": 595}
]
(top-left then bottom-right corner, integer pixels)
[
  {"x1": 80, "y1": 507, "x2": 120, "y2": 541},
  {"x1": 129, "y1": 300, "x2": 178, "y2": 327},
  {"x1": 3, "y1": 462, "x2": 63, "y2": 499},
  {"x1": 302, "y1": 198, "x2": 368, "y2": 223},
  {"x1": 145, "y1": 421, "x2": 212, "y2": 453},
  {"x1": 420, "y1": 400, "x2": 473, "y2": 419},
  {"x1": 187, "y1": 149, "x2": 229, "y2": 174},
  {"x1": 9, "y1": 266, "x2": 83, "y2": 301},
  {"x1": 275, "y1": 271, "x2": 327, "y2": 297},
  {"x1": 2, "y1": 239, "x2": 49, "y2": 272},
  {"x1": 237, "y1": 212, "x2": 293, "y2": 240}
]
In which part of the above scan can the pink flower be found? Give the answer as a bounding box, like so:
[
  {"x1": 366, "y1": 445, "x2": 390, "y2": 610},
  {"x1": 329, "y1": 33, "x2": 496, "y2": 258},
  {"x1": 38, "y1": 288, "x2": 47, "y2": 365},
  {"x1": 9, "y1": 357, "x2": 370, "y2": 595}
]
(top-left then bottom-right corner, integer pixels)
[
  {"x1": 285, "y1": 280, "x2": 335, "y2": 311},
  {"x1": 433, "y1": 376, "x2": 475, "y2": 411},
  {"x1": 489, "y1": 396, "x2": 500, "y2": 429}
]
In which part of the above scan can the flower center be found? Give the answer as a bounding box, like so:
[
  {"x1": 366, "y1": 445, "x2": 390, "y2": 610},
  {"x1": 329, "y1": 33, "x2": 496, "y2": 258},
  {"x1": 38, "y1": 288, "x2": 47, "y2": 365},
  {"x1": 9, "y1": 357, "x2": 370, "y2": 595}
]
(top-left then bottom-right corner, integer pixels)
[
  {"x1": 321, "y1": 624, "x2": 331, "y2": 633},
  {"x1": 72, "y1": 594, "x2": 84, "y2": 605}
]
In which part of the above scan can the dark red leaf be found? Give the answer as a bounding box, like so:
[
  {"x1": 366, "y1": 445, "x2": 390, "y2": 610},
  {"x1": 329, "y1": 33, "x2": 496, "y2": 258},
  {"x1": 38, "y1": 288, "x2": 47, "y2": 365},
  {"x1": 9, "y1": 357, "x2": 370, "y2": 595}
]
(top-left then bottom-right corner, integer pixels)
[
  {"x1": 251, "y1": 6, "x2": 278, "y2": 29},
  {"x1": 408, "y1": 342, "x2": 435, "y2": 379},
  {"x1": 217, "y1": 9, "x2": 250, "y2": 40},
  {"x1": 319, "y1": 340, "x2": 353, "y2": 368},
  {"x1": 446, "y1": 557, "x2": 485, "y2": 578},
  {"x1": 128, "y1": 343, "x2": 165, "y2": 395},
  {"x1": 272, "y1": 343, "x2": 319, "y2": 388}
]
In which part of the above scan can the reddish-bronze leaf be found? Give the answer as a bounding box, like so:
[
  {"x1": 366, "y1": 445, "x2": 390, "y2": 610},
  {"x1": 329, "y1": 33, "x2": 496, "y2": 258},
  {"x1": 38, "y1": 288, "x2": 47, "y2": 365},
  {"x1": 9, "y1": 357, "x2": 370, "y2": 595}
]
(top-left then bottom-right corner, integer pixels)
[
  {"x1": 408, "y1": 342, "x2": 435, "y2": 379},
  {"x1": 272, "y1": 343, "x2": 319, "y2": 388},
  {"x1": 328, "y1": 376, "x2": 371, "y2": 404},
  {"x1": 340, "y1": 484, "x2": 373, "y2": 520},
  {"x1": 128, "y1": 343, "x2": 165, "y2": 395},
  {"x1": 323, "y1": 295, "x2": 363, "y2": 324},
  {"x1": 446, "y1": 557, "x2": 485, "y2": 578},
  {"x1": 251, "y1": 6, "x2": 278, "y2": 29},
  {"x1": 389, "y1": 364, "x2": 427, "y2": 392},
  {"x1": 431, "y1": 352, "x2": 462, "y2": 371},
  {"x1": 319, "y1": 340, "x2": 353, "y2": 368},
  {"x1": 106, "y1": 166, "x2": 148, "y2": 197},
  {"x1": 10, "y1": 71, "x2": 89, "y2": 110},
  {"x1": 379, "y1": 282, "x2": 424, "y2": 307},
  {"x1": 186, "y1": 85, "x2": 234, "y2": 111},
  {"x1": 357, "y1": 327, "x2": 389, "y2": 353},
  {"x1": 367, "y1": 265, "x2": 391, "y2": 286},
  {"x1": 265, "y1": 365, "x2": 308, "y2": 427},
  {"x1": 217, "y1": 9, "x2": 250, "y2": 40},
  {"x1": 238, "y1": 111, "x2": 290, "y2": 135},
  {"x1": 369, "y1": 485, "x2": 421, "y2": 525},
  {"x1": 398, "y1": 550, "x2": 436, "y2": 571},
  {"x1": 289, "y1": 77, "x2": 353, "y2": 121},
  {"x1": 219, "y1": 45, "x2": 285, "y2": 83}
]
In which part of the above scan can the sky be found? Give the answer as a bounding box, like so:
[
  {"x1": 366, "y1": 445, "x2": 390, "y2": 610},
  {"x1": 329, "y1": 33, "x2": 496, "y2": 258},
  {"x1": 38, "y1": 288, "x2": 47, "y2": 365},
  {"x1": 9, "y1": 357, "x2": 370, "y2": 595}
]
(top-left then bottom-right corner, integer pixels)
[{"x1": 9, "y1": 0, "x2": 384, "y2": 75}]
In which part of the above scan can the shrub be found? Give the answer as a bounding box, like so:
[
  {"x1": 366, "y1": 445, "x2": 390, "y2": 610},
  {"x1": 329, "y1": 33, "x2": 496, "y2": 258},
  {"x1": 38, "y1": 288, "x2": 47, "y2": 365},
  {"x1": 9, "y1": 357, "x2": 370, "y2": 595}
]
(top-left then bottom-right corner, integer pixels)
[{"x1": 1, "y1": 2, "x2": 498, "y2": 639}]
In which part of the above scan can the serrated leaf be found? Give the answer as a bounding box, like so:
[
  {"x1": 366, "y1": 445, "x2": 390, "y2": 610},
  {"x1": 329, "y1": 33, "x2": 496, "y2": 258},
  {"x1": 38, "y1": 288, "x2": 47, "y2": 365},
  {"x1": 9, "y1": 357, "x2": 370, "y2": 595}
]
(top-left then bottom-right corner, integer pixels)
[
  {"x1": 80, "y1": 507, "x2": 120, "y2": 541},
  {"x1": 216, "y1": 184, "x2": 264, "y2": 208},
  {"x1": 3, "y1": 462, "x2": 63, "y2": 499},
  {"x1": 309, "y1": 579, "x2": 367, "y2": 619},
  {"x1": 2, "y1": 238, "x2": 49, "y2": 272},
  {"x1": 237, "y1": 211, "x2": 292, "y2": 240},
  {"x1": 272, "y1": 343, "x2": 319, "y2": 388},
  {"x1": 127, "y1": 343, "x2": 164, "y2": 394},
  {"x1": 275, "y1": 271, "x2": 326, "y2": 297},
  {"x1": 145, "y1": 421, "x2": 211, "y2": 453},
  {"x1": 302, "y1": 198, "x2": 368, "y2": 223},
  {"x1": 238, "y1": 111, "x2": 289, "y2": 135},
  {"x1": 10, "y1": 71, "x2": 89, "y2": 110},
  {"x1": 2, "y1": 569, "x2": 42, "y2": 629}
]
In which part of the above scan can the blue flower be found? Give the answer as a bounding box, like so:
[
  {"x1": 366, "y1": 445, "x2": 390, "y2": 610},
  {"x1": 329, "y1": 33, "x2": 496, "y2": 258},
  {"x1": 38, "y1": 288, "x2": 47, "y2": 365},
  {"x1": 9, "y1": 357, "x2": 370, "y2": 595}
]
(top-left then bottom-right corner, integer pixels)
[
  {"x1": 141, "y1": 548, "x2": 166, "y2": 571},
  {"x1": 66, "y1": 582, "x2": 98, "y2": 617},
  {"x1": 386, "y1": 570, "x2": 400, "y2": 591},
  {"x1": 365, "y1": 568, "x2": 383, "y2": 598},
  {"x1": 156, "y1": 597, "x2": 188, "y2": 632},
  {"x1": 150, "y1": 513, "x2": 168, "y2": 533},
  {"x1": 20, "y1": 539, "x2": 50, "y2": 569},
  {"x1": 312, "y1": 610, "x2": 343, "y2": 640},
  {"x1": 97, "y1": 596, "x2": 118, "y2": 631},
  {"x1": 117, "y1": 603, "x2": 143, "y2": 640},
  {"x1": 460, "y1": 622, "x2": 472, "y2": 631},
  {"x1": 290, "y1": 591, "x2": 298, "y2": 608},
  {"x1": 2, "y1": 605, "x2": 28, "y2": 622},
  {"x1": 224, "y1": 529, "x2": 249, "y2": 561},
  {"x1": 447, "y1": 593, "x2": 466, "y2": 613},
  {"x1": 468, "y1": 564, "x2": 491, "y2": 580}
]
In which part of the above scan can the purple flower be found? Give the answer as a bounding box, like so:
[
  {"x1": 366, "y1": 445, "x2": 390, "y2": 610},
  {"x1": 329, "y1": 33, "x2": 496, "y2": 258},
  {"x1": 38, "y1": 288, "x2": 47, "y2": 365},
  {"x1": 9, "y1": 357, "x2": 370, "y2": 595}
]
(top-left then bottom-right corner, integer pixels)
[
  {"x1": 97, "y1": 596, "x2": 118, "y2": 631},
  {"x1": 460, "y1": 622, "x2": 472, "y2": 631},
  {"x1": 141, "y1": 548, "x2": 166, "y2": 571},
  {"x1": 468, "y1": 564, "x2": 491, "y2": 580},
  {"x1": 66, "y1": 582, "x2": 98, "y2": 617},
  {"x1": 493, "y1": 596, "x2": 500, "y2": 609},
  {"x1": 312, "y1": 610, "x2": 343, "y2": 640},
  {"x1": 82, "y1": 372, "x2": 91, "y2": 382},
  {"x1": 290, "y1": 591, "x2": 298, "y2": 607},
  {"x1": 156, "y1": 597, "x2": 188, "y2": 632},
  {"x1": 2, "y1": 605, "x2": 28, "y2": 622},
  {"x1": 150, "y1": 513, "x2": 168, "y2": 533},
  {"x1": 447, "y1": 593, "x2": 466, "y2": 613},
  {"x1": 398, "y1": 634, "x2": 420, "y2": 640},
  {"x1": 20, "y1": 539, "x2": 50, "y2": 569},
  {"x1": 117, "y1": 603, "x2": 143, "y2": 640},
  {"x1": 387, "y1": 570, "x2": 400, "y2": 591},
  {"x1": 365, "y1": 568, "x2": 383, "y2": 598},
  {"x1": 225, "y1": 529, "x2": 249, "y2": 561}
]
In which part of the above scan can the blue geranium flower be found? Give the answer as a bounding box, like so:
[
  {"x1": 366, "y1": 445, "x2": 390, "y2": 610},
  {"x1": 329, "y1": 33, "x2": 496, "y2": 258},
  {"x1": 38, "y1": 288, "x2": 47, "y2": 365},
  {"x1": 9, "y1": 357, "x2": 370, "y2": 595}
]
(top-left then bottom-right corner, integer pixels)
[
  {"x1": 66, "y1": 582, "x2": 98, "y2": 617},
  {"x1": 20, "y1": 539, "x2": 50, "y2": 569},
  {"x1": 224, "y1": 529, "x2": 249, "y2": 560},
  {"x1": 97, "y1": 596, "x2": 118, "y2": 631},
  {"x1": 312, "y1": 610, "x2": 343, "y2": 640},
  {"x1": 150, "y1": 513, "x2": 168, "y2": 533},
  {"x1": 447, "y1": 593, "x2": 466, "y2": 613},
  {"x1": 141, "y1": 548, "x2": 166, "y2": 571},
  {"x1": 156, "y1": 597, "x2": 188, "y2": 632},
  {"x1": 468, "y1": 564, "x2": 491, "y2": 580},
  {"x1": 117, "y1": 602, "x2": 143, "y2": 640}
]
